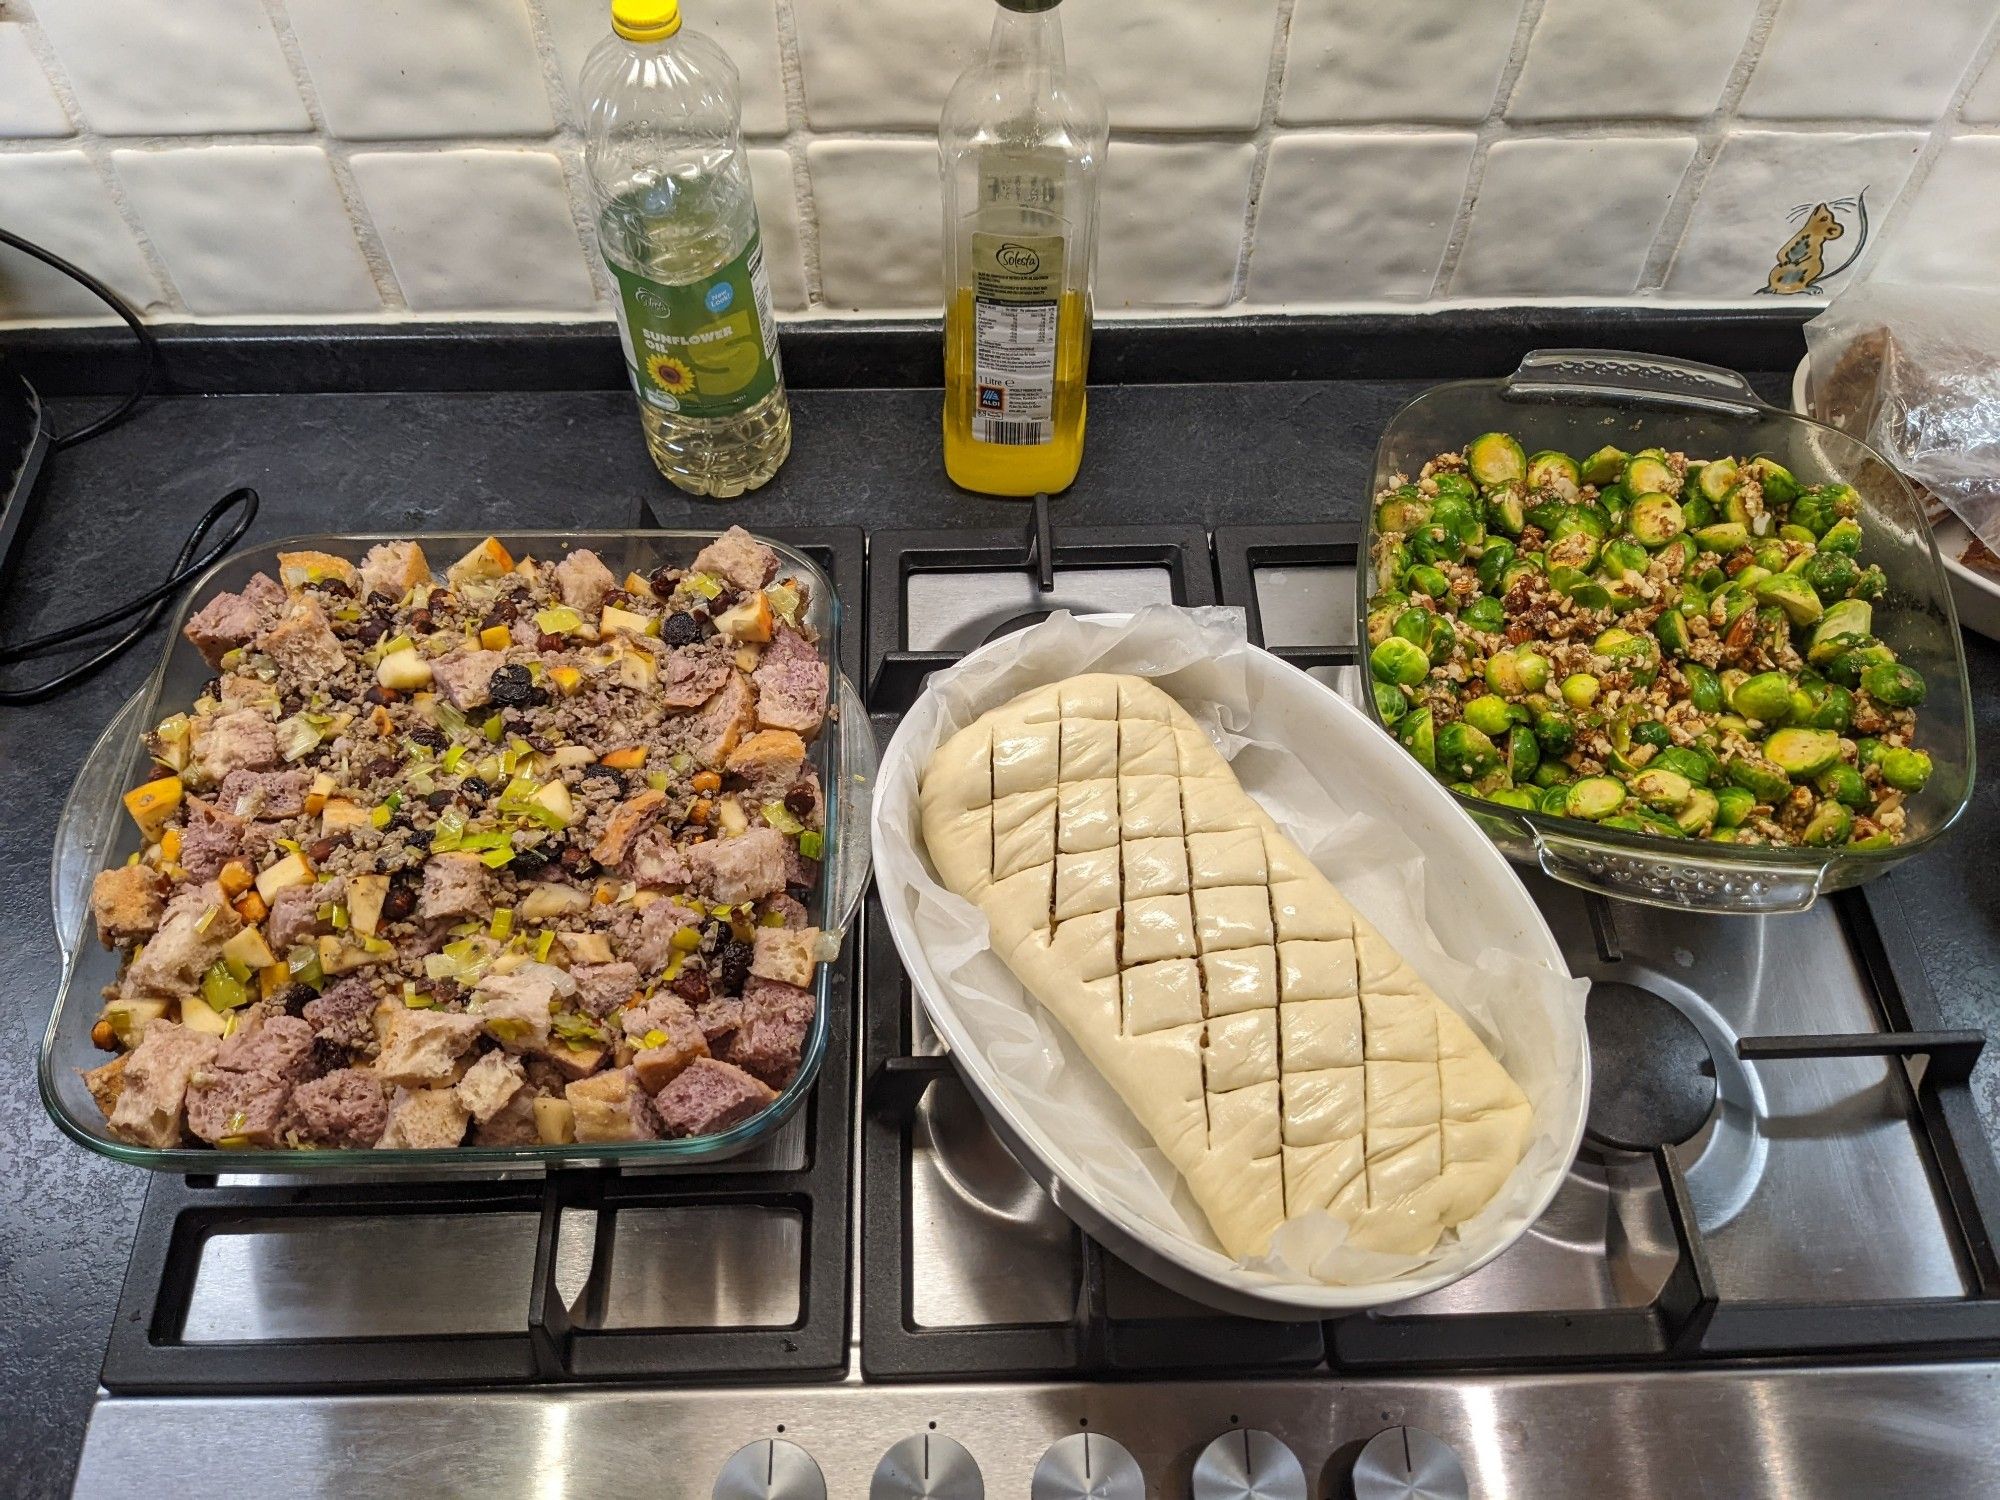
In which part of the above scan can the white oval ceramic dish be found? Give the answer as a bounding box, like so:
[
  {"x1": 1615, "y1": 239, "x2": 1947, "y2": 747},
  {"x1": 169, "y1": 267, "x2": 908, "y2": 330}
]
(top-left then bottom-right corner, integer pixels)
[
  {"x1": 872, "y1": 611, "x2": 1589, "y2": 1320},
  {"x1": 1793, "y1": 354, "x2": 2000, "y2": 641}
]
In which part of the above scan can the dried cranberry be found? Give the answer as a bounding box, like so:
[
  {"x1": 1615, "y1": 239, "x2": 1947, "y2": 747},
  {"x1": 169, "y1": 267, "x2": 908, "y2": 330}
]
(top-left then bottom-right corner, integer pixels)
[
  {"x1": 783, "y1": 783, "x2": 815, "y2": 818},
  {"x1": 670, "y1": 970, "x2": 711, "y2": 1003},
  {"x1": 353, "y1": 618, "x2": 387, "y2": 646},
  {"x1": 715, "y1": 939, "x2": 754, "y2": 994},
  {"x1": 459, "y1": 775, "x2": 491, "y2": 799},
  {"x1": 487, "y1": 663, "x2": 533, "y2": 706},
  {"x1": 427, "y1": 588, "x2": 450, "y2": 610},
  {"x1": 367, "y1": 590, "x2": 397, "y2": 608},
  {"x1": 410, "y1": 724, "x2": 448, "y2": 750},
  {"x1": 537, "y1": 632, "x2": 564, "y2": 653},
  {"x1": 363, "y1": 685, "x2": 398, "y2": 707},
  {"x1": 281, "y1": 692, "x2": 305, "y2": 715},
  {"x1": 557, "y1": 844, "x2": 595, "y2": 876},
  {"x1": 647, "y1": 566, "x2": 679, "y2": 598},
  {"x1": 710, "y1": 587, "x2": 741, "y2": 613},
  {"x1": 661, "y1": 611, "x2": 701, "y2": 647},
  {"x1": 407, "y1": 608, "x2": 432, "y2": 631},
  {"x1": 319, "y1": 577, "x2": 354, "y2": 597},
  {"x1": 307, "y1": 835, "x2": 345, "y2": 864},
  {"x1": 366, "y1": 755, "x2": 400, "y2": 780}
]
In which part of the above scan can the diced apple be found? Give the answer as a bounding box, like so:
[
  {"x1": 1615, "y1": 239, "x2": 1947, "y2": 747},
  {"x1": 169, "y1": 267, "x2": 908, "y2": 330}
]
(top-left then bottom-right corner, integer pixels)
[
  {"x1": 614, "y1": 640, "x2": 658, "y2": 691},
  {"x1": 321, "y1": 799, "x2": 369, "y2": 834},
  {"x1": 102, "y1": 996, "x2": 168, "y2": 1046},
  {"x1": 347, "y1": 873, "x2": 390, "y2": 937},
  {"x1": 532, "y1": 780, "x2": 578, "y2": 828},
  {"x1": 599, "y1": 604, "x2": 652, "y2": 638},
  {"x1": 221, "y1": 926, "x2": 276, "y2": 972},
  {"x1": 558, "y1": 930, "x2": 614, "y2": 964},
  {"x1": 548, "y1": 665, "x2": 583, "y2": 697},
  {"x1": 716, "y1": 799, "x2": 750, "y2": 837},
  {"x1": 548, "y1": 745, "x2": 595, "y2": 771},
  {"x1": 303, "y1": 772, "x2": 336, "y2": 816},
  {"x1": 713, "y1": 592, "x2": 773, "y2": 643},
  {"x1": 623, "y1": 570, "x2": 655, "y2": 600},
  {"x1": 178, "y1": 993, "x2": 228, "y2": 1037},
  {"x1": 255, "y1": 851, "x2": 312, "y2": 901},
  {"x1": 533, "y1": 1096, "x2": 576, "y2": 1144},
  {"x1": 446, "y1": 536, "x2": 515, "y2": 587},
  {"x1": 519, "y1": 883, "x2": 590, "y2": 921},
  {"x1": 377, "y1": 647, "x2": 433, "y2": 691},
  {"x1": 318, "y1": 934, "x2": 384, "y2": 975},
  {"x1": 123, "y1": 776, "x2": 183, "y2": 840}
]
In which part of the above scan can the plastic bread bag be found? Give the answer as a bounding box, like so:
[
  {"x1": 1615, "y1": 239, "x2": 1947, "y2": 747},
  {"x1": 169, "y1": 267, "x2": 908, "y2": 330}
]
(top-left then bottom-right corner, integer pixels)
[
  {"x1": 1804, "y1": 284, "x2": 2000, "y2": 553},
  {"x1": 871, "y1": 604, "x2": 1588, "y2": 1302}
]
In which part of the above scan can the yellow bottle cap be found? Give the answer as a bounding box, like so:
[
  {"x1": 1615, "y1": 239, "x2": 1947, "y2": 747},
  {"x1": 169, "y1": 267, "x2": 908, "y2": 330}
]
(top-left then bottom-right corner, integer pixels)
[{"x1": 612, "y1": 0, "x2": 680, "y2": 43}]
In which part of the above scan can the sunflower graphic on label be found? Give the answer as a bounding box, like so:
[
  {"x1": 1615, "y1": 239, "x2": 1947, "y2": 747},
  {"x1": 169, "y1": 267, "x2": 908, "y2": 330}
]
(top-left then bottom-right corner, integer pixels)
[{"x1": 645, "y1": 352, "x2": 696, "y2": 409}]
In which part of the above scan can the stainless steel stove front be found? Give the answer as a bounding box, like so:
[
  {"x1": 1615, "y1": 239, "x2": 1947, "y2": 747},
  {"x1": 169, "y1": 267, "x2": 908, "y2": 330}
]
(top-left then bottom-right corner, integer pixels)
[{"x1": 74, "y1": 1363, "x2": 2000, "y2": 1497}]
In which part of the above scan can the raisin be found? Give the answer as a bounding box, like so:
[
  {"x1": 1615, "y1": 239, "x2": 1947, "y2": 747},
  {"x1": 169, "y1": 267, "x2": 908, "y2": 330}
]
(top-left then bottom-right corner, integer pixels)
[
  {"x1": 308, "y1": 1036, "x2": 349, "y2": 1073},
  {"x1": 363, "y1": 685, "x2": 398, "y2": 707},
  {"x1": 407, "y1": 827, "x2": 433, "y2": 850},
  {"x1": 670, "y1": 970, "x2": 711, "y2": 1004},
  {"x1": 716, "y1": 939, "x2": 755, "y2": 995},
  {"x1": 353, "y1": 617, "x2": 387, "y2": 646},
  {"x1": 711, "y1": 587, "x2": 741, "y2": 614},
  {"x1": 783, "y1": 783, "x2": 815, "y2": 818},
  {"x1": 281, "y1": 691, "x2": 305, "y2": 715},
  {"x1": 281, "y1": 985, "x2": 320, "y2": 1015},
  {"x1": 487, "y1": 663, "x2": 533, "y2": 706},
  {"x1": 509, "y1": 845, "x2": 551, "y2": 876},
  {"x1": 407, "y1": 608, "x2": 433, "y2": 631},
  {"x1": 661, "y1": 612, "x2": 701, "y2": 647},
  {"x1": 524, "y1": 687, "x2": 550, "y2": 708},
  {"x1": 648, "y1": 566, "x2": 679, "y2": 598},
  {"x1": 459, "y1": 775, "x2": 491, "y2": 800},
  {"x1": 581, "y1": 765, "x2": 626, "y2": 796},
  {"x1": 381, "y1": 879, "x2": 418, "y2": 923},
  {"x1": 409, "y1": 724, "x2": 447, "y2": 750},
  {"x1": 366, "y1": 755, "x2": 400, "y2": 780},
  {"x1": 537, "y1": 632, "x2": 564, "y2": 653},
  {"x1": 319, "y1": 577, "x2": 354, "y2": 598},
  {"x1": 426, "y1": 789, "x2": 456, "y2": 810},
  {"x1": 785, "y1": 882, "x2": 813, "y2": 904}
]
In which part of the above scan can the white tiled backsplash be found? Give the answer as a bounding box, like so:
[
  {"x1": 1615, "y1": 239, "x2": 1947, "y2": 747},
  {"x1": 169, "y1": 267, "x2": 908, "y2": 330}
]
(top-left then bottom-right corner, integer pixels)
[{"x1": 1, "y1": 0, "x2": 1995, "y2": 326}]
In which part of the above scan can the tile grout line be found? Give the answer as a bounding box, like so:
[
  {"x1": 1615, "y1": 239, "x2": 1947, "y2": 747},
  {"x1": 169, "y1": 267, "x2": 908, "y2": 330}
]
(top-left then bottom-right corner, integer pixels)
[
  {"x1": 261, "y1": 0, "x2": 404, "y2": 314},
  {"x1": 1228, "y1": 0, "x2": 1301, "y2": 308},
  {"x1": 771, "y1": 0, "x2": 826, "y2": 313},
  {"x1": 1636, "y1": 0, "x2": 1787, "y2": 296},
  {"x1": 1430, "y1": 0, "x2": 1552, "y2": 300},
  {"x1": 1853, "y1": 6, "x2": 2000, "y2": 283},
  {"x1": 521, "y1": 0, "x2": 614, "y2": 311},
  {"x1": 7, "y1": 0, "x2": 184, "y2": 316}
]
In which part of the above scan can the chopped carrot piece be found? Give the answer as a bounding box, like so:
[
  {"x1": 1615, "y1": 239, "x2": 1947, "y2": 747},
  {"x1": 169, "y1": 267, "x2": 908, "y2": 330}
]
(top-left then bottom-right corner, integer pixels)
[
  {"x1": 691, "y1": 770, "x2": 721, "y2": 793},
  {"x1": 217, "y1": 860, "x2": 253, "y2": 897},
  {"x1": 599, "y1": 746, "x2": 647, "y2": 769},
  {"x1": 233, "y1": 891, "x2": 268, "y2": 923},
  {"x1": 479, "y1": 624, "x2": 512, "y2": 651}
]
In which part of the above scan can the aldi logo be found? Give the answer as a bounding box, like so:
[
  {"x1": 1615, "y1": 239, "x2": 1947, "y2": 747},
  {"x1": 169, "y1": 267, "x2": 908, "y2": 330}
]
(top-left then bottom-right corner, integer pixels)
[{"x1": 977, "y1": 384, "x2": 1005, "y2": 412}]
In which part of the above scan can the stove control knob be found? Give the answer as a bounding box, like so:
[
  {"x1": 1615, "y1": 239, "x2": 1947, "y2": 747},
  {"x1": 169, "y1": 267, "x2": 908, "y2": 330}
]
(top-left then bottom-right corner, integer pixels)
[
  {"x1": 713, "y1": 1438, "x2": 826, "y2": 1500},
  {"x1": 1031, "y1": 1432, "x2": 1144, "y2": 1500},
  {"x1": 1191, "y1": 1428, "x2": 1307, "y2": 1500},
  {"x1": 872, "y1": 1432, "x2": 983, "y2": 1498},
  {"x1": 1351, "y1": 1427, "x2": 1468, "y2": 1500}
]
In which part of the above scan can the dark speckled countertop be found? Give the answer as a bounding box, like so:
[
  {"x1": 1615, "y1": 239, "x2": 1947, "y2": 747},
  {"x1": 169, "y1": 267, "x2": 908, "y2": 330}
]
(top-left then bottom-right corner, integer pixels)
[{"x1": 3, "y1": 324, "x2": 1998, "y2": 1497}]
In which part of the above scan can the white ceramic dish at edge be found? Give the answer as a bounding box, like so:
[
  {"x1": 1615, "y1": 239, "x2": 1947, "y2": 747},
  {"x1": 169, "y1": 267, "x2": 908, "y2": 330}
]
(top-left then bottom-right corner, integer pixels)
[
  {"x1": 873, "y1": 618, "x2": 1589, "y2": 1320},
  {"x1": 1793, "y1": 354, "x2": 2000, "y2": 641}
]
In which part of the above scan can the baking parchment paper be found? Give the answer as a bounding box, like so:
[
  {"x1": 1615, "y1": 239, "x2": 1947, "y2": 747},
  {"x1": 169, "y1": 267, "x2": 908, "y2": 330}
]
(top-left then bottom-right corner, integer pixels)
[{"x1": 873, "y1": 605, "x2": 1589, "y2": 1295}]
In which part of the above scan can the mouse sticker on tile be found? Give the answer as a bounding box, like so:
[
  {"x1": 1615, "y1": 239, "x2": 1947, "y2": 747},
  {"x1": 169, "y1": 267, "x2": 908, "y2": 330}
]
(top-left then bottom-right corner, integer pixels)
[{"x1": 1760, "y1": 190, "x2": 1868, "y2": 296}]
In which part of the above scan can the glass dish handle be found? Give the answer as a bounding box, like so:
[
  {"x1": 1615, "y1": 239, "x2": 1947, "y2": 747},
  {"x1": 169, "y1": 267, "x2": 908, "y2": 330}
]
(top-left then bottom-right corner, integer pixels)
[
  {"x1": 53, "y1": 690, "x2": 151, "y2": 970},
  {"x1": 1534, "y1": 829, "x2": 1827, "y2": 915},
  {"x1": 825, "y1": 670, "x2": 877, "y2": 940},
  {"x1": 1508, "y1": 349, "x2": 1765, "y2": 414}
]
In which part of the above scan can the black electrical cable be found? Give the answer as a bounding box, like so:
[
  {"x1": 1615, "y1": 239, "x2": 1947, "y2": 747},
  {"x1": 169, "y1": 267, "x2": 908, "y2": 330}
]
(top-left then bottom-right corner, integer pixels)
[{"x1": 0, "y1": 225, "x2": 256, "y2": 703}]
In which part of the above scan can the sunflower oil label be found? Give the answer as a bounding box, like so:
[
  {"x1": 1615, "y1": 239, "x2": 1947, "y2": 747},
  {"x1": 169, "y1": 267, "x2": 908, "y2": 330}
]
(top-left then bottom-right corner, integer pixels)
[
  {"x1": 609, "y1": 232, "x2": 780, "y2": 420},
  {"x1": 970, "y1": 230, "x2": 1063, "y2": 447}
]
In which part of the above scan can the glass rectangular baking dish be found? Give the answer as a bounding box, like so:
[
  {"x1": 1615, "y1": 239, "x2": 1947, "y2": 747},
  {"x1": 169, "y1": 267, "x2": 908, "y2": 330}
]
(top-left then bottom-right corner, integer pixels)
[
  {"x1": 1360, "y1": 351, "x2": 1975, "y2": 915},
  {"x1": 42, "y1": 530, "x2": 874, "y2": 1170}
]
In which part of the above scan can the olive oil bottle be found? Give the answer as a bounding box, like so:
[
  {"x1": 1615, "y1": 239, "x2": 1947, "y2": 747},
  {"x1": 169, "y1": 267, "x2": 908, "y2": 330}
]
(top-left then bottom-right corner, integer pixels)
[
  {"x1": 940, "y1": 0, "x2": 1106, "y2": 497},
  {"x1": 582, "y1": 0, "x2": 790, "y2": 497}
]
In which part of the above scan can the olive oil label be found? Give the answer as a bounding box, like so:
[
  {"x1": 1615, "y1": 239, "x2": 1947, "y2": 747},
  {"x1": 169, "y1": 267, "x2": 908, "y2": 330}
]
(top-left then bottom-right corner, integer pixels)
[
  {"x1": 609, "y1": 232, "x2": 780, "y2": 420},
  {"x1": 970, "y1": 230, "x2": 1064, "y2": 447}
]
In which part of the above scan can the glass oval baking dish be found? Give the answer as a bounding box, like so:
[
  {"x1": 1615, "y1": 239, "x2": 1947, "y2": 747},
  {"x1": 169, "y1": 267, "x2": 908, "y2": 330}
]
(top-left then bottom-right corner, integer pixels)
[
  {"x1": 1358, "y1": 351, "x2": 1975, "y2": 915},
  {"x1": 41, "y1": 530, "x2": 875, "y2": 1170}
]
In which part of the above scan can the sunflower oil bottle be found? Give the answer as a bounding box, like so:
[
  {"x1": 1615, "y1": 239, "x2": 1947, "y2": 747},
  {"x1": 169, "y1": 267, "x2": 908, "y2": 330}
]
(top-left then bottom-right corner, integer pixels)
[
  {"x1": 582, "y1": 0, "x2": 790, "y2": 497},
  {"x1": 940, "y1": 0, "x2": 1107, "y2": 496}
]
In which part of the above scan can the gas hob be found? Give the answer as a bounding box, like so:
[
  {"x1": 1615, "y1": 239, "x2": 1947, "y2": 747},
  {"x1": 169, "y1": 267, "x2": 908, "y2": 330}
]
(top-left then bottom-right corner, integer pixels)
[{"x1": 71, "y1": 518, "x2": 2000, "y2": 1499}]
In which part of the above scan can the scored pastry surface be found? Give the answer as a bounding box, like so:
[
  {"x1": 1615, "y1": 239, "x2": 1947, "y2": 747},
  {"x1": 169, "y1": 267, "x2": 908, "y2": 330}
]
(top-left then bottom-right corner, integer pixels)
[{"x1": 920, "y1": 673, "x2": 1532, "y2": 1260}]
